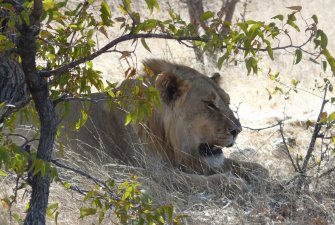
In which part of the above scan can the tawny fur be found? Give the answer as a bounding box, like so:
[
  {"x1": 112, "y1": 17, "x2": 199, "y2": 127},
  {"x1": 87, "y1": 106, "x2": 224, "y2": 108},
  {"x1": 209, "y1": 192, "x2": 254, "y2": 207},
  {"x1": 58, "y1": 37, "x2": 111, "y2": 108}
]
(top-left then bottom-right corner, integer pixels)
[{"x1": 44, "y1": 60, "x2": 269, "y2": 195}]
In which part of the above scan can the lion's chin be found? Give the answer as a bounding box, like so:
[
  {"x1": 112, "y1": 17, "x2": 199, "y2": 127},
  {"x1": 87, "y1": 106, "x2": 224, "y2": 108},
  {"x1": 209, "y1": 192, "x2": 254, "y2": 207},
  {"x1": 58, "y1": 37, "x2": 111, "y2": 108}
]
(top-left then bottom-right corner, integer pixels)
[{"x1": 199, "y1": 143, "x2": 225, "y2": 168}]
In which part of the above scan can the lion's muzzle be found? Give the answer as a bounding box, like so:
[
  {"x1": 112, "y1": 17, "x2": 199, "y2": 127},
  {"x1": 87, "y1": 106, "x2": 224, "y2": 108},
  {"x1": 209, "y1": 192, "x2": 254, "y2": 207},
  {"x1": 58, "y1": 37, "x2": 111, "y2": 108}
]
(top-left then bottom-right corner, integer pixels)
[{"x1": 199, "y1": 143, "x2": 223, "y2": 157}]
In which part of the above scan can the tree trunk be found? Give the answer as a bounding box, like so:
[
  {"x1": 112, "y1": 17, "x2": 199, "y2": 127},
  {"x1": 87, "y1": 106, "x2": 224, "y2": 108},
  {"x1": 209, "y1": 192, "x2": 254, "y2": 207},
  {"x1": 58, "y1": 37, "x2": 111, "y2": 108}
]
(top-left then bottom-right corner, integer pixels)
[
  {"x1": 19, "y1": 30, "x2": 56, "y2": 225},
  {"x1": 0, "y1": 55, "x2": 28, "y2": 124},
  {"x1": 12, "y1": 1, "x2": 57, "y2": 224},
  {"x1": 0, "y1": 55, "x2": 27, "y2": 103},
  {"x1": 185, "y1": 0, "x2": 205, "y2": 63},
  {"x1": 221, "y1": 0, "x2": 239, "y2": 34},
  {"x1": 0, "y1": 4, "x2": 28, "y2": 122}
]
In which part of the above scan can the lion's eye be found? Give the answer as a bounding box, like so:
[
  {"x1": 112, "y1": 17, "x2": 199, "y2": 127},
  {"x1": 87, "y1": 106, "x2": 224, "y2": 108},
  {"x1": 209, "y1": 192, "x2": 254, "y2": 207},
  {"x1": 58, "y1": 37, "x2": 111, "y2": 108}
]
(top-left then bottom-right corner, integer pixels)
[{"x1": 204, "y1": 101, "x2": 218, "y2": 110}]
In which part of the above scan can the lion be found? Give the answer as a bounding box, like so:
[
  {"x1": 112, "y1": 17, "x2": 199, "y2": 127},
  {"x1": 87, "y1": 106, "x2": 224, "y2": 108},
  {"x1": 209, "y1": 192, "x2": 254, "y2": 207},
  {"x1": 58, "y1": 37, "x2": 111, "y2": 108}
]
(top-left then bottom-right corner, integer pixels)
[{"x1": 55, "y1": 59, "x2": 269, "y2": 196}]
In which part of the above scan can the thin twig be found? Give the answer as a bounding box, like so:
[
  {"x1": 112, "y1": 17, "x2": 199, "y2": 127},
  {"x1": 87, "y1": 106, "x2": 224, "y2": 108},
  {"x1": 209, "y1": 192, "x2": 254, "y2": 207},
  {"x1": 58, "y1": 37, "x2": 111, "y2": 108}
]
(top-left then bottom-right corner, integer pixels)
[
  {"x1": 9, "y1": 176, "x2": 20, "y2": 220},
  {"x1": 279, "y1": 121, "x2": 298, "y2": 172},
  {"x1": 242, "y1": 120, "x2": 287, "y2": 131},
  {"x1": 319, "y1": 166, "x2": 335, "y2": 179},
  {"x1": 51, "y1": 159, "x2": 119, "y2": 200},
  {"x1": 58, "y1": 179, "x2": 87, "y2": 196},
  {"x1": 122, "y1": 0, "x2": 137, "y2": 33}
]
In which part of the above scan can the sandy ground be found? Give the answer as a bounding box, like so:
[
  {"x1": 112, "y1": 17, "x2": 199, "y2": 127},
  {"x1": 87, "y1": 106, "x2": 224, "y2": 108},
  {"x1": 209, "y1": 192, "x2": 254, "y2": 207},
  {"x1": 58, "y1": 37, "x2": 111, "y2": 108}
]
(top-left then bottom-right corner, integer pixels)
[{"x1": 1, "y1": 0, "x2": 335, "y2": 224}]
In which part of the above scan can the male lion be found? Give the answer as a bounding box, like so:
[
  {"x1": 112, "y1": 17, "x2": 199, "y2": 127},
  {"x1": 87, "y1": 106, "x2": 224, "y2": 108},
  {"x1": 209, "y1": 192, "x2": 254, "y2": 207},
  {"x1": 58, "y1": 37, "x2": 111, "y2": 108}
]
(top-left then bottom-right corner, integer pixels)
[{"x1": 57, "y1": 59, "x2": 269, "y2": 195}]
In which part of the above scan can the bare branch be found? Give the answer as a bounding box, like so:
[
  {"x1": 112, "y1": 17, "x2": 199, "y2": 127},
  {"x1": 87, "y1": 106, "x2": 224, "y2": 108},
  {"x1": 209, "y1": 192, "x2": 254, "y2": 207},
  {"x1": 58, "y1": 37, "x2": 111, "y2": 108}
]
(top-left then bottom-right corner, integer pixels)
[
  {"x1": 242, "y1": 120, "x2": 286, "y2": 131},
  {"x1": 58, "y1": 179, "x2": 87, "y2": 196},
  {"x1": 51, "y1": 159, "x2": 120, "y2": 200},
  {"x1": 302, "y1": 83, "x2": 329, "y2": 172},
  {"x1": 40, "y1": 33, "x2": 205, "y2": 79},
  {"x1": 279, "y1": 121, "x2": 298, "y2": 172},
  {"x1": 319, "y1": 166, "x2": 335, "y2": 179},
  {"x1": 52, "y1": 95, "x2": 111, "y2": 106}
]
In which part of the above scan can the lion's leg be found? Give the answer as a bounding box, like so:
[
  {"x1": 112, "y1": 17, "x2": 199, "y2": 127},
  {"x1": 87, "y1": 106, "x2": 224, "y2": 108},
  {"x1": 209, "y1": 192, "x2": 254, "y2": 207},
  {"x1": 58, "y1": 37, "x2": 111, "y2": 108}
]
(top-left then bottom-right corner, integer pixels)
[
  {"x1": 221, "y1": 158, "x2": 270, "y2": 192},
  {"x1": 176, "y1": 172, "x2": 250, "y2": 198}
]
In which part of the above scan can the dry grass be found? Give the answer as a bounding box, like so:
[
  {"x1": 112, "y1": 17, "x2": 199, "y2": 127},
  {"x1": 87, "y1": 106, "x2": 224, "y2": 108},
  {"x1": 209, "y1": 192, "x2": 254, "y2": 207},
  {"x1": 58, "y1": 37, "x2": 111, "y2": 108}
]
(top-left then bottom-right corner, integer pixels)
[{"x1": 0, "y1": 123, "x2": 335, "y2": 225}]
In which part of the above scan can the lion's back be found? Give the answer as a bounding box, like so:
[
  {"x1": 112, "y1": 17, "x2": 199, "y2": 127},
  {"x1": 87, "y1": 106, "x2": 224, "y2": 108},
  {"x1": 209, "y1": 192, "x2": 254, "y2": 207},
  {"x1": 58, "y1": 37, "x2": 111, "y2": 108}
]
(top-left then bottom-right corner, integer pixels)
[{"x1": 57, "y1": 91, "x2": 141, "y2": 165}]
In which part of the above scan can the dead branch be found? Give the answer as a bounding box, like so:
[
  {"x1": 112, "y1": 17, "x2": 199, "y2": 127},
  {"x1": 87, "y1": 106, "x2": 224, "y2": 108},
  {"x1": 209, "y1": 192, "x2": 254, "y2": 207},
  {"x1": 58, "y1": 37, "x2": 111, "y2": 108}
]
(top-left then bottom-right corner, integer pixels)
[
  {"x1": 51, "y1": 159, "x2": 120, "y2": 200},
  {"x1": 278, "y1": 121, "x2": 298, "y2": 172},
  {"x1": 242, "y1": 120, "x2": 287, "y2": 131},
  {"x1": 319, "y1": 166, "x2": 335, "y2": 179},
  {"x1": 302, "y1": 84, "x2": 329, "y2": 172}
]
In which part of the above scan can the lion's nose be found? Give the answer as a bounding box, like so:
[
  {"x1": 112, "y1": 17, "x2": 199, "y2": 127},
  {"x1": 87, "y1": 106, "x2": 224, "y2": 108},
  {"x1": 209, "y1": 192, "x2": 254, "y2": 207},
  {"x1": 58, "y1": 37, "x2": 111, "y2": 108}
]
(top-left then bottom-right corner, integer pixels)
[{"x1": 229, "y1": 128, "x2": 241, "y2": 138}]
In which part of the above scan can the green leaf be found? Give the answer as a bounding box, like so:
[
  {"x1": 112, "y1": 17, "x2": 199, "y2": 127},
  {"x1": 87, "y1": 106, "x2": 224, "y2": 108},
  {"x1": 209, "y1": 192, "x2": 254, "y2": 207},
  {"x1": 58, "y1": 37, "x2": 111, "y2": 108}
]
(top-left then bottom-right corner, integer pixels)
[
  {"x1": 43, "y1": 0, "x2": 56, "y2": 11},
  {"x1": 328, "y1": 112, "x2": 335, "y2": 122},
  {"x1": 0, "y1": 170, "x2": 7, "y2": 177},
  {"x1": 33, "y1": 159, "x2": 46, "y2": 176},
  {"x1": 272, "y1": 14, "x2": 284, "y2": 21},
  {"x1": 322, "y1": 60, "x2": 327, "y2": 72},
  {"x1": 55, "y1": 212, "x2": 60, "y2": 225},
  {"x1": 218, "y1": 56, "x2": 224, "y2": 70},
  {"x1": 245, "y1": 58, "x2": 252, "y2": 75},
  {"x1": 125, "y1": 114, "x2": 132, "y2": 125},
  {"x1": 287, "y1": 20, "x2": 300, "y2": 32},
  {"x1": 141, "y1": 38, "x2": 151, "y2": 52},
  {"x1": 266, "y1": 45, "x2": 274, "y2": 60},
  {"x1": 123, "y1": 0, "x2": 132, "y2": 12},
  {"x1": 246, "y1": 57, "x2": 258, "y2": 75},
  {"x1": 286, "y1": 13, "x2": 300, "y2": 31},
  {"x1": 122, "y1": 185, "x2": 133, "y2": 200},
  {"x1": 46, "y1": 203, "x2": 59, "y2": 219},
  {"x1": 291, "y1": 79, "x2": 300, "y2": 87},
  {"x1": 294, "y1": 49, "x2": 302, "y2": 64},
  {"x1": 145, "y1": 0, "x2": 160, "y2": 13},
  {"x1": 322, "y1": 47, "x2": 335, "y2": 75},
  {"x1": 119, "y1": 180, "x2": 129, "y2": 191},
  {"x1": 320, "y1": 31, "x2": 328, "y2": 48},
  {"x1": 312, "y1": 14, "x2": 318, "y2": 24},
  {"x1": 100, "y1": 0, "x2": 112, "y2": 26},
  {"x1": 79, "y1": 207, "x2": 97, "y2": 218},
  {"x1": 329, "y1": 84, "x2": 333, "y2": 92},
  {"x1": 75, "y1": 110, "x2": 88, "y2": 130},
  {"x1": 20, "y1": 10, "x2": 30, "y2": 25},
  {"x1": 200, "y1": 11, "x2": 214, "y2": 21},
  {"x1": 62, "y1": 181, "x2": 72, "y2": 189}
]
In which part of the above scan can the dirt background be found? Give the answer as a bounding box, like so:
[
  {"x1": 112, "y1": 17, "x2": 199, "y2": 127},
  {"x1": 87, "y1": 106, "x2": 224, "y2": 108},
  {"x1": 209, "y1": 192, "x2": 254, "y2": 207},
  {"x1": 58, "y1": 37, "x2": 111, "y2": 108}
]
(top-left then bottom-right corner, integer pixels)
[{"x1": 1, "y1": 0, "x2": 335, "y2": 224}]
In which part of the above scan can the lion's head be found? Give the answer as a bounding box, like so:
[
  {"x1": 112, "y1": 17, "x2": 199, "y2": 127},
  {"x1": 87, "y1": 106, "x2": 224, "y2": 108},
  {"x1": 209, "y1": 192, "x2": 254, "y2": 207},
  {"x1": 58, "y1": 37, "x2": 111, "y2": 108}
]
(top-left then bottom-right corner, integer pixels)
[{"x1": 143, "y1": 59, "x2": 242, "y2": 172}]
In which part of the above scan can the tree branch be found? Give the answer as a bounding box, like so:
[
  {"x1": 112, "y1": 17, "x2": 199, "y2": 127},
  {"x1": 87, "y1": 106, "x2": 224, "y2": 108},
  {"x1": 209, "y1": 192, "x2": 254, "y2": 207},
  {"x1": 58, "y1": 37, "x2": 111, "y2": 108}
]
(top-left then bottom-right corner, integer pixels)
[
  {"x1": 319, "y1": 166, "x2": 335, "y2": 179},
  {"x1": 3, "y1": 0, "x2": 25, "y2": 13},
  {"x1": 40, "y1": 33, "x2": 204, "y2": 79},
  {"x1": 242, "y1": 119, "x2": 287, "y2": 131},
  {"x1": 40, "y1": 32, "x2": 314, "y2": 81},
  {"x1": 51, "y1": 159, "x2": 119, "y2": 200},
  {"x1": 301, "y1": 84, "x2": 329, "y2": 172},
  {"x1": 279, "y1": 121, "x2": 298, "y2": 172}
]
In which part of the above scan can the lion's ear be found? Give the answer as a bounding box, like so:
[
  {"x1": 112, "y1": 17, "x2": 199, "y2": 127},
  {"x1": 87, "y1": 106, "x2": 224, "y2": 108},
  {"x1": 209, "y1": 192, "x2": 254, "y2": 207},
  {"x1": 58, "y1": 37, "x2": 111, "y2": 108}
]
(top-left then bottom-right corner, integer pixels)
[
  {"x1": 155, "y1": 72, "x2": 189, "y2": 103},
  {"x1": 210, "y1": 72, "x2": 221, "y2": 83}
]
